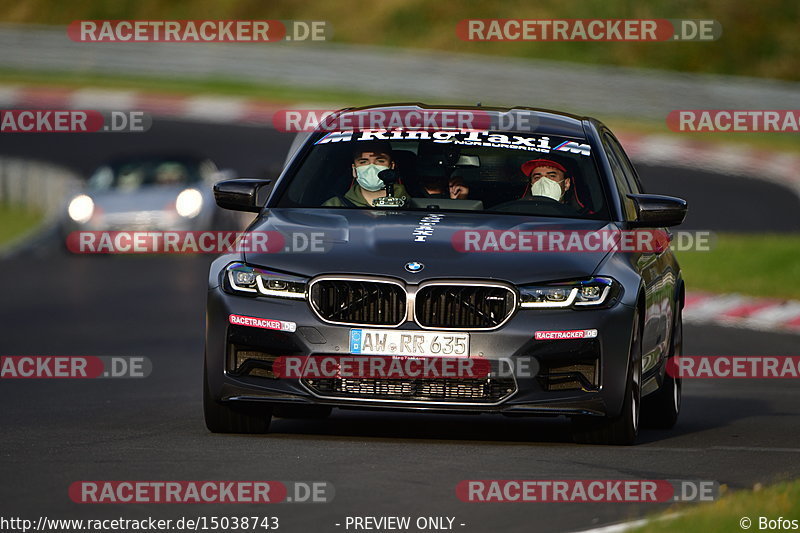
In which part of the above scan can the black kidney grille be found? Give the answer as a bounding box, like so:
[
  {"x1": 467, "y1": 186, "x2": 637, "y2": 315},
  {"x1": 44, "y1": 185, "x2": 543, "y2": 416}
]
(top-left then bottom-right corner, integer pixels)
[
  {"x1": 416, "y1": 285, "x2": 515, "y2": 328},
  {"x1": 310, "y1": 279, "x2": 406, "y2": 326}
]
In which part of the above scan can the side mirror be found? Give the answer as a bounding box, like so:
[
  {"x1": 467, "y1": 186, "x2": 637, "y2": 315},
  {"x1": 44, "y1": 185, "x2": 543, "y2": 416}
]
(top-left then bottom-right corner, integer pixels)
[
  {"x1": 627, "y1": 194, "x2": 687, "y2": 227},
  {"x1": 213, "y1": 178, "x2": 273, "y2": 213}
]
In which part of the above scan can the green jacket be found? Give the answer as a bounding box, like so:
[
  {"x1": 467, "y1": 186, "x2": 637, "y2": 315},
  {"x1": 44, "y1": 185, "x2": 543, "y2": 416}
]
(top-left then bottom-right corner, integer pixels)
[{"x1": 323, "y1": 183, "x2": 410, "y2": 207}]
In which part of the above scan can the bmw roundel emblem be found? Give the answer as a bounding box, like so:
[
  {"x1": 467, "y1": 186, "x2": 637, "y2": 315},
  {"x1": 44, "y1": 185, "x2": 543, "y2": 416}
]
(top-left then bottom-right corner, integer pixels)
[{"x1": 405, "y1": 261, "x2": 424, "y2": 273}]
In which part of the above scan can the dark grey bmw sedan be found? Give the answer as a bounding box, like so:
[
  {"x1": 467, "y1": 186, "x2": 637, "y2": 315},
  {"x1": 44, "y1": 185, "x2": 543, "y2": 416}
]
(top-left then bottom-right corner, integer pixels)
[{"x1": 203, "y1": 104, "x2": 687, "y2": 445}]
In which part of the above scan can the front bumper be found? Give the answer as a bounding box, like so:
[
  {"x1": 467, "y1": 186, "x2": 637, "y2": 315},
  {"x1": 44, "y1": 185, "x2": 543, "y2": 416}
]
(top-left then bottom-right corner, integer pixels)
[{"x1": 205, "y1": 285, "x2": 636, "y2": 418}]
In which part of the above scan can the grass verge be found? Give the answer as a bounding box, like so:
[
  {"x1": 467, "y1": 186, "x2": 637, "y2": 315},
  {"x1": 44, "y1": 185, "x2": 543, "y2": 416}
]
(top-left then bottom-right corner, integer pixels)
[
  {"x1": 676, "y1": 233, "x2": 800, "y2": 300},
  {"x1": 632, "y1": 480, "x2": 800, "y2": 533},
  {"x1": 0, "y1": 68, "x2": 411, "y2": 107},
  {"x1": 0, "y1": 204, "x2": 44, "y2": 249}
]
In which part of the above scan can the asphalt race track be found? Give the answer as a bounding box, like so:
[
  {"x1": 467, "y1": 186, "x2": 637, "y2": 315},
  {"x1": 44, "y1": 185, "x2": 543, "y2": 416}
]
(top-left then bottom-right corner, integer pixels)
[{"x1": 1, "y1": 118, "x2": 799, "y2": 532}]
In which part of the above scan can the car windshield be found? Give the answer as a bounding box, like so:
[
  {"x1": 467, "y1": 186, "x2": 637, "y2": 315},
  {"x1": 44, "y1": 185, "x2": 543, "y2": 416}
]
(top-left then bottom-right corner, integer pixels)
[
  {"x1": 87, "y1": 159, "x2": 204, "y2": 192},
  {"x1": 275, "y1": 129, "x2": 610, "y2": 219}
]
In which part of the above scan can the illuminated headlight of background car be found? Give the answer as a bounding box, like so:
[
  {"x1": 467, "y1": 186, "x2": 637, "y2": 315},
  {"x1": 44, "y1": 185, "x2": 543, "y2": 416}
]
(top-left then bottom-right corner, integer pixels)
[
  {"x1": 519, "y1": 277, "x2": 618, "y2": 308},
  {"x1": 67, "y1": 194, "x2": 94, "y2": 223},
  {"x1": 176, "y1": 188, "x2": 203, "y2": 218},
  {"x1": 224, "y1": 262, "x2": 307, "y2": 300}
]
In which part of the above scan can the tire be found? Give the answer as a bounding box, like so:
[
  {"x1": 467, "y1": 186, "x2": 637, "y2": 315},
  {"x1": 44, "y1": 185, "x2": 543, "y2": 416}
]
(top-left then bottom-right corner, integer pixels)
[
  {"x1": 572, "y1": 311, "x2": 642, "y2": 445},
  {"x1": 642, "y1": 305, "x2": 683, "y2": 429},
  {"x1": 273, "y1": 404, "x2": 333, "y2": 419},
  {"x1": 203, "y1": 361, "x2": 272, "y2": 434}
]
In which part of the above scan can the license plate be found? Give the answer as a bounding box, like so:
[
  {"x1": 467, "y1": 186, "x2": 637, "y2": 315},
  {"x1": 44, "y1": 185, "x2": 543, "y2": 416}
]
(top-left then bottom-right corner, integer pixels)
[{"x1": 349, "y1": 329, "x2": 469, "y2": 357}]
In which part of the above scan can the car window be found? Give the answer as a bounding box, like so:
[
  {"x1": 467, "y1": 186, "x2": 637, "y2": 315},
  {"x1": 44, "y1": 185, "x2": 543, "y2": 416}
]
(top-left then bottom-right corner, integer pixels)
[
  {"x1": 88, "y1": 160, "x2": 202, "y2": 191},
  {"x1": 604, "y1": 133, "x2": 644, "y2": 194},
  {"x1": 602, "y1": 133, "x2": 638, "y2": 221},
  {"x1": 275, "y1": 129, "x2": 611, "y2": 220}
]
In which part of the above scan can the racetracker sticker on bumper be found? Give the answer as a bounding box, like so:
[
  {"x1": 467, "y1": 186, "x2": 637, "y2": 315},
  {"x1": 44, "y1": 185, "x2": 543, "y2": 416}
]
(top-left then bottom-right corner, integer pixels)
[
  {"x1": 228, "y1": 314, "x2": 297, "y2": 332},
  {"x1": 534, "y1": 329, "x2": 598, "y2": 340}
]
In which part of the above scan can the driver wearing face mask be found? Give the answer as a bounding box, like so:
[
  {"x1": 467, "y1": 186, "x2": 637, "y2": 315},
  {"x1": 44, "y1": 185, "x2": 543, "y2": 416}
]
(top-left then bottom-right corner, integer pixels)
[
  {"x1": 521, "y1": 159, "x2": 572, "y2": 202},
  {"x1": 323, "y1": 142, "x2": 410, "y2": 207}
]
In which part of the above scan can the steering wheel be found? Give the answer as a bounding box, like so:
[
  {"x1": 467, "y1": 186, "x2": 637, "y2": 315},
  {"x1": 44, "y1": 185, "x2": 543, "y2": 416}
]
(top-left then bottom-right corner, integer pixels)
[{"x1": 491, "y1": 196, "x2": 574, "y2": 215}]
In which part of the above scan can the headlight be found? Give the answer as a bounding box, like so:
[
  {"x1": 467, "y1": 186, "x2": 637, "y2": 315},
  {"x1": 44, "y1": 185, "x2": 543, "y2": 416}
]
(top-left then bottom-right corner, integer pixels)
[
  {"x1": 225, "y1": 262, "x2": 307, "y2": 300},
  {"x1": 519, "y1": 277, "x2": 616, "y2": 308},
  {"x1": 176, "y1": 188, "x2": 203, "y2": 218},
  {"x1": 67, "y1": 195, "x2": 94, "y2": 223}
]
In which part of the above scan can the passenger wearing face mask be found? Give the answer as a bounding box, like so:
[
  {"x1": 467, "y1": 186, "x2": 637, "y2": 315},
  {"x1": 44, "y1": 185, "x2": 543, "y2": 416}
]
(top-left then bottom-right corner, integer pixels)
[
  {"x1": 323, "y1": 142, "x2": 410, "y2": 207},
  {"x1": 521, "y1": 159, "x2": 572, "y2": 202},
  {"x1": 519, "y1": 158, "x2": 593, "y2": 214}
]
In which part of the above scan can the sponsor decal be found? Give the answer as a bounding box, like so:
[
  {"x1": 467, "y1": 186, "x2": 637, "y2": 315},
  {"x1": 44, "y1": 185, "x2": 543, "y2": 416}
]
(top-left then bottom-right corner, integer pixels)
[
  {"x1": 412, "y1": 214, "x2": 445, "y2": 243},
  {"x1": 553, "y1": 140, "x2": 592, "y2": 156},
  {"x1": 229, "y1": 314, "x2": 297, "y2": 332},
  {"x1": 534, "y1": 329, "x2": 598, "y2": 340},
  {"x1": 316, "y1": 130, "x2": 592, "y2": 156}
]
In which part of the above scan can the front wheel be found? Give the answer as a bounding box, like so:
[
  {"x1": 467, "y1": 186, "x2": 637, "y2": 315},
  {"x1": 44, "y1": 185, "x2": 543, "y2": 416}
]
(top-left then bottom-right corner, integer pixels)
[
  {"x1": 572, "y1": 311, "x2": 641, "y2": 445},
  {"x1": 203, "y1": 360, "x2": 272, "y2": 434},
  {"x1": 642, "y1": 305, "x2": 683, "y2": 429}
]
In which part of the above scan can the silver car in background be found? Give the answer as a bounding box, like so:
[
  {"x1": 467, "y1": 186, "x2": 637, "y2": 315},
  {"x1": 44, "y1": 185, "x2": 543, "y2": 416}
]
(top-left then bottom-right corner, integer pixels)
[{"x1": 62, "y1": 155, "x2": 231, "y2": 235}]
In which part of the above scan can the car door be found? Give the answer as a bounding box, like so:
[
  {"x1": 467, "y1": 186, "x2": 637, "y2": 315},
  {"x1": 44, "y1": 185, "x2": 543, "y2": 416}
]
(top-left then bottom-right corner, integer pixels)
[{"x1": 602, "y1": 131, "x2": 674, "y2": 376}]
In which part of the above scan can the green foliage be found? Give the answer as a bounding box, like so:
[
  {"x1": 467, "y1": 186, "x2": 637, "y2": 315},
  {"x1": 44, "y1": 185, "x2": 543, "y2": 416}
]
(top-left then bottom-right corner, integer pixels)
[
  {"x1": 2, "y1": 0, "x2": 798, "y2": 79},
  {"x1": 0, "y1": 205, "x2": 43, "y2": 247},
  {"x1": 676, "y1": 233, "x2": 800, "y2": 299}
]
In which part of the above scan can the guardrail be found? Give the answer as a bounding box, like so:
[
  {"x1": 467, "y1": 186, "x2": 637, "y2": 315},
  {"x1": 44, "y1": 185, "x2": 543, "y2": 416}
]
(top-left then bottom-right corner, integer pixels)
[{"x1": 0, "y1": 157, "x2": 81, "y2": 215}]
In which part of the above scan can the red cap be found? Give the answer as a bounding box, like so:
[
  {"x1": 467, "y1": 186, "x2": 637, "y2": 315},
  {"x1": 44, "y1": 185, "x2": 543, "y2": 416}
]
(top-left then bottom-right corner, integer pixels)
[{"x1": 521, "y1": 159, "x2": 567, "y2": 178}]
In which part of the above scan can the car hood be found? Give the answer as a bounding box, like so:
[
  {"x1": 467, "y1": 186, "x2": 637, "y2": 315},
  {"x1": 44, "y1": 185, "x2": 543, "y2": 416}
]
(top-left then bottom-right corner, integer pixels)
[{"x1": 244, "y1": 208, "x2": 617, "y2": 285}]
